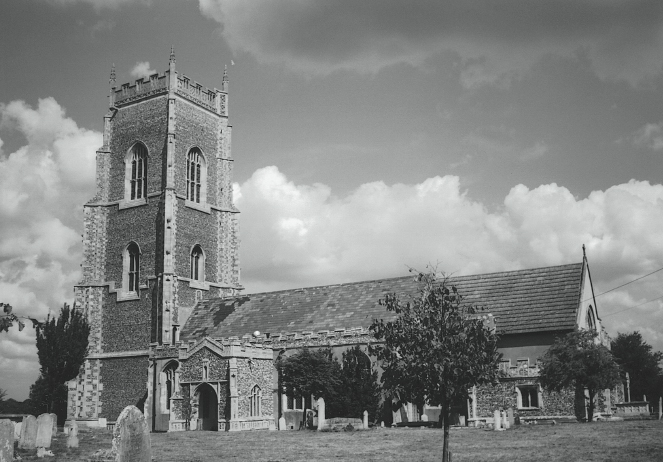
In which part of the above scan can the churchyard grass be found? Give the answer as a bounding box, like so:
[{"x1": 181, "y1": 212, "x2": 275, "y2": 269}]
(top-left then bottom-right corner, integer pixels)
[{"x1": 12, "y1": 419, "x2": 663, "y2": 461}]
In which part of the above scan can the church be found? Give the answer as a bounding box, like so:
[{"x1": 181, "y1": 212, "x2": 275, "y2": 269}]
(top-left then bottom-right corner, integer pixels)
[{"x1": 66, "y1": 53, "x2": 613, "y2": 432}]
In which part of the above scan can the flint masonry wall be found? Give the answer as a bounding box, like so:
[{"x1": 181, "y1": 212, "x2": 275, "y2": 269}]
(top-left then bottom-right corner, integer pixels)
[{"x1": 99, "y1": 356, "x2": 149, "y2": 420}]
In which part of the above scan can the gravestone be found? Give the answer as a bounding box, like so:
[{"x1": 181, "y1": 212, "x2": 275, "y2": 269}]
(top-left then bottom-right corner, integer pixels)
[
  {"x1": 316, "y1": 398, "x2": 325, "y2": 431},
  {"x1": 19, "y1": 415, "x2": 37, "y2": 450},
  {"x1": 111, "y1": 405, "x2": 151, "y2": 462},
  {"x1": 363, "y1": 410, "x2": 368, "y2": 429},
  {"x1": 67, "y1": 420, "x2": 79, "y2": 448},
  {"x1": 421, "y1": 414, "x2": 429, "y2": 422},
  {"x1": 278, "y1": 416, "x2": 286, "y2": 431},
  {"x1": 49, "y1": 413, "x2": 57, "y2": 437},
  {"x1": 507, "y1": 408, "x2": 514, "y2": 427},
  {"x1": 501, "y1": 410, "x2": 509, "y2": 430},
  {"x1": 659, "y1": 397, "x2": 662, "y2": 420},
  {"x1": 13, "y1": 422, "x2": 21, "y2": 440},
  {"x1": 493, "y1": 410, "x2": 502, "y2": 431},
  {"x1": 35, "y1": 413, "x2": 54, "y2": 448},
  {"x1": 0, "y1": 419, "x2": 13, "y2": 462}
]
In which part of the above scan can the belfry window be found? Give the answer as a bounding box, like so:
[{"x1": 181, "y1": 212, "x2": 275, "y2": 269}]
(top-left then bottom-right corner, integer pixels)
[
  {"x1": 250, "y1": 385, "x2": 262, "y2": 417},
  {"x1": 186, "y1": 148, "x2": 205, "y2": 204},
  {"x1": 190, "y1": 245, "x2": 204, "y2": 281},
  {"x1": 129, "y1": 143, "x2": 147, "y2": 200}
]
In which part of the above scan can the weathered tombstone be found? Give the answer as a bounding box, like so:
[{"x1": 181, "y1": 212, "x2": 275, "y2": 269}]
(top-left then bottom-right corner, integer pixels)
[
  {"x1": 507, "y1": 408, "x2": 514, "y2": 427},
  {"x1": 501, "y1": 410, "x2": 509, "y2": 430},
  {"x1": 49, "y1": 413, "x2": 57, "y2": 437},
  {"x1": 278, "y1": 416, "x2": 286, "y2": 431},
  {"x1": 13, "y1": 422, "x2": 21, "y2": 440},
  {"x1": 380, "y1": 421, "x2": 384, "y2": 428},
  {"x1": 316, "y1": 398, "x2": 325, "y2": 431},
  {"x1": 35, "y1": 413, "x2": 54, "y2": 449},
  {"x1": 0, "y1": 419, "x2": 14, "y2": 462},
  {"x1": 362, "y1": 410, "x2": 368, "y2": 429},
  {"x1": 493, "y1": 410, "x2": 502, "y2": 431},
  {"x1": 421, "y1": 414, "x2": 429, "y2": 422},
  {"x1": 112, "y1": 405, "x2": 151, "y2": 462},
  {"x1": 19, "y1": 415, "x2": 37, "y2": 450},
  {"x1": 66, "y1": 420, "x2": 79, "y2": 448}
]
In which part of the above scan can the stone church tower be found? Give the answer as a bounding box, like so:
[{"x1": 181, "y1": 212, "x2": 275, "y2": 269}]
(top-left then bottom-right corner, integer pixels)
[{"x1": 67, "y1": 50, "x2": 241, "y2": 423}]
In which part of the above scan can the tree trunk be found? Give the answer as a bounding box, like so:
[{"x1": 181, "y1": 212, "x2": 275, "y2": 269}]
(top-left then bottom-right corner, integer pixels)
[{"x1": 442, "y1": 400, "x2": 451, "y2": 462}]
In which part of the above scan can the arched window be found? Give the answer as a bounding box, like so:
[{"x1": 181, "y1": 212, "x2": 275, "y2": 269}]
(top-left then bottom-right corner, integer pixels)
[
  {"x1": 250, "y1": 385, "x2": 261, "y2": 417},
  {"x1": 127, "y1": 143, "x2": 147, "y2": 201},
  {"x1": 190, "y1": 245, "x2": 204, "y2": 281},
  {"x1": 163, "y1": 362, "x2": 178, "y2": 412},
  {"x1": 123, "y1": 242, "x2": 140, "y2": 294},
  {"x1": 186, "y1": 148, "x2": 206, "y2": 204},
  {"x1": 586, "y1": 306, "x2": 596, "y2": 331}
]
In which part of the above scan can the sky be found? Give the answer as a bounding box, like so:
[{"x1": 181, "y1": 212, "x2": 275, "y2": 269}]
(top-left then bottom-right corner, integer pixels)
[{"x1": 1, "y1": 0, "x2": 663, "y2": 401}]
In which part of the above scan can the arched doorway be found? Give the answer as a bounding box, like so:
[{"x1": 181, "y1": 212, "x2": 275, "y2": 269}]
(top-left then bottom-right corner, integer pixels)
[{"x1": 197, "y1": 383, "x2": 218, "y2": 431}]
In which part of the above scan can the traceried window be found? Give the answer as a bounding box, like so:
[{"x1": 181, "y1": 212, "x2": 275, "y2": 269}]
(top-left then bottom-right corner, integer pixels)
[
  {"x1": 190, "y1": 245, "x2": 204, "y2": 281},
  {"x1": 128, "y1": 143, "x2": 147, "y2": 200},
  {"x1": 250, "y1": 385, "x2": 262, "y2": 417},
  {"x1": 123, "y1": 242, "x2": 140, "y2": 294},
  {"x1": 186, "y1": 148, "x2": 205, "y2": 204},
  {"x1": 517, "y1": 385, "x2": 540, "y2": 409}
]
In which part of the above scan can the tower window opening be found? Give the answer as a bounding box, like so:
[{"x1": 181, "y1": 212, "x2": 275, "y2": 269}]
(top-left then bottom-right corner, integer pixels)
[
  {"x1": 125, "y1": 242, "x2": 140, "y2": 294},
  {"x1": 187, "y1": 148, "x2": 204, "y2": 203},
  {"x1": 129, "y1": 143, "x2": 147, "y2": 200},
  {"x1": 190, "y1": 245, "x2": 204, "y2": 281}
]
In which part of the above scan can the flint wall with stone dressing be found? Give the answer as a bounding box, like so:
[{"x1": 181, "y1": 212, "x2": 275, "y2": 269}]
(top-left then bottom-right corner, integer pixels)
[{"x1": 235, "y1": 358, "x2": 274, "y2": 419}]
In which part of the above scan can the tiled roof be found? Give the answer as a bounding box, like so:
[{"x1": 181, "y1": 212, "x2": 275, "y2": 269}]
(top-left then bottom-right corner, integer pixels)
[{"x1": 181, "y1": 262, "x2": 585, "y2": 341}]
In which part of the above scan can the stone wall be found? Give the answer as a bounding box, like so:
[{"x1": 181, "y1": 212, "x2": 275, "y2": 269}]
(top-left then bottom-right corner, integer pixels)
[
  {"x1": 235, "y1": 358, "x2": 274, "y2": 419},
  {"x1": 180, "y1": 348, "x2": 228, "y2": 383},
  {"x1": 99, "y1": 356, "x2": 149, "y2": 421},
  {"x1": 475, "y1": 379, "x2": 574, "y2": 418},
  {"x1": 107, "y1": 97, "x2": 168, "y2": 202}
]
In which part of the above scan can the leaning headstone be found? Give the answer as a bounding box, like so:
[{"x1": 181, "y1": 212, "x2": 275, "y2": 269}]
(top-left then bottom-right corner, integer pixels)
[
  {"x1": 363, "y1": 410, "x2": 368, "y2": 429},
  {"x1": 0, "y1": 419, "x2": 14, "y2": 462},
  {"x1": 19, "y1": 415, "x2": 38, "y2": 450},
  {"x1": 49, "y1": 413, "x2": 57, "y2": 437},
  {"x1": 66, "y1": 420, "x2": 79, "y2": 448},
  {"x1": 493, "y1": 410, "x2": 502, "y2": 431},
  {"x1": 35, "y1": 413, "x2": 54, "y2": 449},
  {"x1": 112, "y1": 405, "x2": 151, "y2": 462}
]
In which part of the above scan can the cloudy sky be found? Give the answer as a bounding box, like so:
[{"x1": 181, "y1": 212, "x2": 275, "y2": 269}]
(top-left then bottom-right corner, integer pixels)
[{"x1": 1, "y1": 0, "x2": 663, "y2": 400}]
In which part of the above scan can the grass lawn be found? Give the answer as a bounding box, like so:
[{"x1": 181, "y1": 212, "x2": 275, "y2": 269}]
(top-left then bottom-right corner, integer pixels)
[{"x1": 14, "y1": 419, "x2": 663, "y2": 461}]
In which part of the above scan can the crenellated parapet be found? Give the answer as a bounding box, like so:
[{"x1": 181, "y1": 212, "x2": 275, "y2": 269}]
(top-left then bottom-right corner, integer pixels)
[
  {"x1": 112, "y1": 73, "x2": 169, "y2": 108},
  {"x1": 111, "y1": 71, "x2": 227, "y2": 116}
]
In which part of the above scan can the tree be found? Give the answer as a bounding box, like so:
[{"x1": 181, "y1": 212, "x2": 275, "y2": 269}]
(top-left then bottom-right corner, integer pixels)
[
  {"x1": 539, "y1": 329, "x2": 621, "y2": 422},
  {"x1": 276, "y1": 348, "x2": 343, "y2": 428},
  {"x1": 326, "y1": 346, "x2": 381, "y2": 423},
  {"x1": 0, "y1": 303, "x2": 41, "y2": 333},
  {"x1": 369, "y1": 270, "x2": 501, "y2": 462},
  {"x1": 29, "y1": 303, "x2": 90, "y2": 424},
  {"x1": 611, "y1": 331, "x2": 663, "y2": 402}
]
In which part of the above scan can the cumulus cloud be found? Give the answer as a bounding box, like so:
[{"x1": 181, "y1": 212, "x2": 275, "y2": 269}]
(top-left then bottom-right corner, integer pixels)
[
  {"x1": 633, "y1": 121, "x2": 663, "y2": 151},
  {"x1": 198, "y1": 0, "x2": 663, "y2": 85},
  {"x1": 130, "y1": 62, "x2": 156, "y2": 80},
  {"x1": 0, "y1": 97, "x2": 100, "y2": 399},
  {"x1": 236, "y1": 166, "x2": 663, "y2": 350}
]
